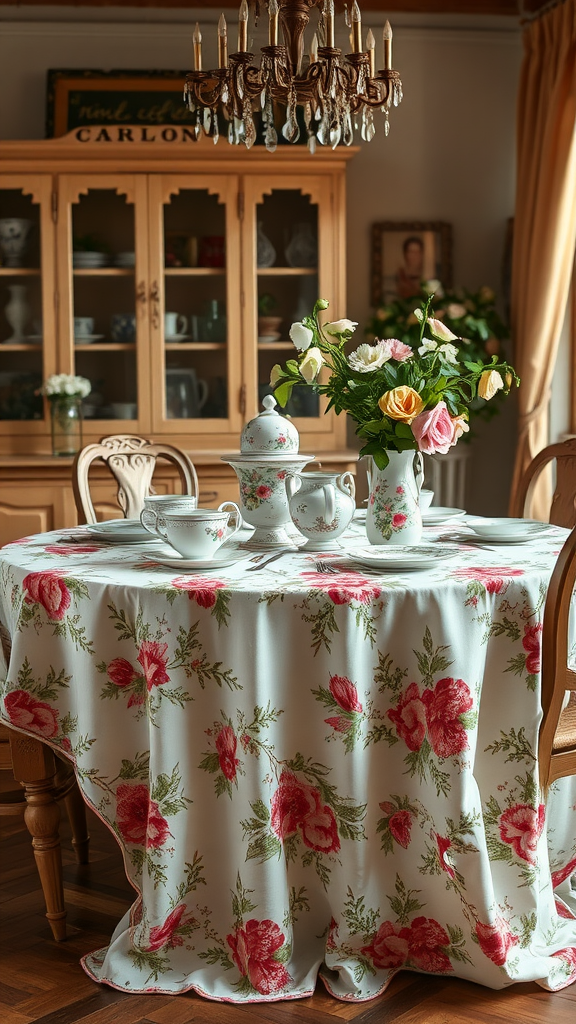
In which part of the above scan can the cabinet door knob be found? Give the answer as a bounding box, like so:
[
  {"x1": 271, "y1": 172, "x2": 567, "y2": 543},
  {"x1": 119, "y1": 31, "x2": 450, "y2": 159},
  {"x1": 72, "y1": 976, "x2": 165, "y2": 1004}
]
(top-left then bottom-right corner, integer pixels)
[
  {"x1": 150, "y1": 280, "x2": 160, "y2": 328},
  {"x1": 136, "y1": 281, "x2": 147, "y2": 305}
]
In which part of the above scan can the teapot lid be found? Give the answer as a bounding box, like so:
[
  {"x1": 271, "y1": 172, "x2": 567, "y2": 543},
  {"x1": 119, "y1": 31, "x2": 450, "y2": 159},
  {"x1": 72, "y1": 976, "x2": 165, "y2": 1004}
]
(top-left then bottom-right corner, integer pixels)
[{"x1": 240, "y1": 394, "x2": 299, "y2": 455}]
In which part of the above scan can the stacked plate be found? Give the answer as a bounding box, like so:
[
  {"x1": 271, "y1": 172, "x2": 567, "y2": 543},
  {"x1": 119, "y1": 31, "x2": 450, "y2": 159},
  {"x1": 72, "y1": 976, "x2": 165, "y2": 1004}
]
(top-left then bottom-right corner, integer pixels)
[
  {"x1": 422, "y1": 507, "x2": 467, "y2": 527},
  {"x1": 73, "y1": 251, "x2": 109, "y2": 269},
  {"x1": 114, "y1": 252, "x2": 135, "y2": 268},
  {"x1": 86, "y1": 519, "x2": 157, "y2": 543},
  {"x1": 350, "y1": 544, "x2": 459, "y2": 571},
  {"x1": 464, "y1": 517, "x2": 550, "y2": 544},
  {"x1": 74, "y1": 334, "x2": 105, "y2": 345}
]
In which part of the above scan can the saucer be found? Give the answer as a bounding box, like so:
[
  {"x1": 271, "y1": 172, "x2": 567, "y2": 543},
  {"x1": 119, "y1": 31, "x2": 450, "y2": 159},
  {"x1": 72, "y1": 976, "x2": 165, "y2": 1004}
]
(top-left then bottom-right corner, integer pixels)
[
  {"x1": 151, "y1": 552, "x2": 246, "y2": 570},
  {"x1": 462, "y1": 518, "x2": 549, "y2": 544},
  {"x1": 349, "y1": 544, "x2": 459, "y2": 571},
  {"x1": 74, "y1": 334, "x2": 105, "y2": 345},
  {"x1": 86, "y1": 519, "x2": 158, "y2": 543},
  {"x1": 422, "y1": 507, "x2": 467, "y2": 525},
  {"x1": 258, "y1": 334, "x2": 281, "y2": 344},
  {"x1": 165, "y1": 334, "x2": 191, "y2": 343}
]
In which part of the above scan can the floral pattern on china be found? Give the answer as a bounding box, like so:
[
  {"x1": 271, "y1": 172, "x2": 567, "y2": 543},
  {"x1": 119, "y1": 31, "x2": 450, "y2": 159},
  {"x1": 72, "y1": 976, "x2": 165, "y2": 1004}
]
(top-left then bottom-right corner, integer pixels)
[{"x1": 240, "y1": 394, "x2": 299, "y2": 454}]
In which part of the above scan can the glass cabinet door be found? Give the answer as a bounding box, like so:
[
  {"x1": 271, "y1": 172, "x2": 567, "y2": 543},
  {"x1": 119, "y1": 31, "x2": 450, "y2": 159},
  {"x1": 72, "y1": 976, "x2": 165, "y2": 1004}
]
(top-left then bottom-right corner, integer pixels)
[
  {"x1": 57, "y1": 175, "x2": 149, "y2": 428},
  {"x1": 0, "y1": 176, "x2": 55, "y2": 433},
  {"x1": 148, "y1": 175, "x2": 242, "y2": 437},
  {"x1": 243, "y1": 176, "x2": 339, "y2": 437}
]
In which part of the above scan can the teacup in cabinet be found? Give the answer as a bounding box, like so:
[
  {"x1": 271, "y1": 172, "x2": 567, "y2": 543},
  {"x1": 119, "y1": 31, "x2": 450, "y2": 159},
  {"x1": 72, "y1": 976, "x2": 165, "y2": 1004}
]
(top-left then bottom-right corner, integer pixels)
[{"x1": 286, "y1": 470, "x2": 356, "y2": 550}]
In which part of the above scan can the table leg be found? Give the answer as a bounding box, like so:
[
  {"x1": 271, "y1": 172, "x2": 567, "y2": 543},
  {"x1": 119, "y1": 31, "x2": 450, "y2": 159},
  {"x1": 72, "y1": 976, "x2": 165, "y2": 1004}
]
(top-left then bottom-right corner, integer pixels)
[
  {"x1": 9, "y1": 731, "x2": 67, "y2": 942},
  {"x1": 62, "y1": 776, "x2": 90, "y2": 865}
]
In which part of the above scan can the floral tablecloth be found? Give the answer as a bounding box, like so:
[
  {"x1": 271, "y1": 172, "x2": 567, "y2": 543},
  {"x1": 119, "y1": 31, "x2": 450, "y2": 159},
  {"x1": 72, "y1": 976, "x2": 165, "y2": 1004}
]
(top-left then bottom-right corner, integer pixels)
[{"x1": 2, "y1": 521, "x2": 576, "y2": 1003}]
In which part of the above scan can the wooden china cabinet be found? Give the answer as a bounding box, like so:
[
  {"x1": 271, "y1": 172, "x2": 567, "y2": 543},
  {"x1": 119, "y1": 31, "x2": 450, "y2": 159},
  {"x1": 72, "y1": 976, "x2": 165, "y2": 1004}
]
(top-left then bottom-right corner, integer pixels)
[{"x1": 0, "y1": 132, "x2": 358, "y2": 544}]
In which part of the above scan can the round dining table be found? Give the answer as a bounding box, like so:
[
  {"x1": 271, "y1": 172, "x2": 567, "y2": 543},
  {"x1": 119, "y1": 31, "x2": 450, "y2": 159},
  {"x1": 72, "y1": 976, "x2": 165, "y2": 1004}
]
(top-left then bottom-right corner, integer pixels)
[{"x1": 1, "y1": 517, "x2": 576, "y2": 1003}]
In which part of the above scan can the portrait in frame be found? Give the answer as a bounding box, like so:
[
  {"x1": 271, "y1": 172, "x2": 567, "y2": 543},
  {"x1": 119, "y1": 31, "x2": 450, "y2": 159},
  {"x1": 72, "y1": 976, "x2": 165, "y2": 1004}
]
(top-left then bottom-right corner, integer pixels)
[{"x1": 371, "y1": 221, "x2": 452, "y2": 306}]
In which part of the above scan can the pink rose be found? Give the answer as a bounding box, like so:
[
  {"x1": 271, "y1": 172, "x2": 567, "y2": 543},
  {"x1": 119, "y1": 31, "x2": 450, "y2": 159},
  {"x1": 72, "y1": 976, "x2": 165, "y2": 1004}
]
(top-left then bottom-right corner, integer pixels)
[
  {"x1": 226, "y1": 919, "x2": 291, "y2": 995},
  {"x1": 498, "y1": 803, "x2": 545, "y2": 863},
  {"x1": 475, "y1": 918, "x2": 518, "y2": 966},
  {"x1": 23, "y1": 570, "x2": 71, "y2": 621},
  {"x1": 299, "y1": 788, "x2": 340, "y2": 853},
  {"x1": 329, "y1": 674, "x2": 362, "y2": 713},
  {"x1": 421, "y1": 677, "x2": 473, "y2": 757},
  {"x1": 451, "y1": 566, "x2": 524, "y2": 594},
  {"x1": 552, "y1": 855, "x2": 576, "y2": 889},
  {"x1": 4, "y1": 689, "x2": 59, "y2": 738},
  {"x1": 522, "y1": 622, "x2": 542, "y2": 675},
  {"x1": 44, "y1": 544, "x2": 100, "y2": 555},
  {"x1": 116, "y1": 782, "x2": 170, "y2": 849},
  {"x1": 435, "y1": 833, "x2": 455, "y2": 878},
  {"x1": 270, "y1": 770, "x2": 340, "y2": 853},
  {"x1": 405, "y1": 916, "x2": 452, "y2": 973},
  {"x1": 300, "y1": 571, "x2": 381, "y2": 606},
  {"x1": 555, "y1": 898, "x2": 576, "y2": 920},
  {"x1": 388, "y1": 810, "x2": 413, "y2": 849},
  {"x1": 107, "y1": 657, "x2": 137, "y2": 688},
  {"x1": 392, "y1": 513, "x2": 407, "y2": 528},
  {"x1": 552, "y1": 947, "x2": 576, "y2": 982},
  {"x1": 136, "y1": 641, "x2": 170, "y2": 691},
  {"x1": 147, "y1": 904, "x2": 188, "y2": 951},
  {"x1": 411, "y1": 401, "x2": 456, "y2": 455},
  {"x1": 215, "y1": 724, "x2": 239, "y2": 781},
  {"x1": 172, "y1": 576, "x2": 225, "y2": 608},
  {"x1": 256, "y1": 485, "x2": 272, "y2": 500},
  {"x1": 361, "y1": 920, "x2": 409, "y2": 969},
  {"x1": 387, "y1": 338, "x2": 413, "y2": 362},
  {"x1": 325, "y1": 715, "x2": 353, "y2": 733},
  {"x1": 387, "y1": 682, "x2": 426, "y2": 751}
]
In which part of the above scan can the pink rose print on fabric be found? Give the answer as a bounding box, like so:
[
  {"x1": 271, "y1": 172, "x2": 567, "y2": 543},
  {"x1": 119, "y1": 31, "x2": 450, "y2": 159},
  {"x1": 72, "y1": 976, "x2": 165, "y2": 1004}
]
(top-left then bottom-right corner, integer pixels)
[
  {"x1": 552, "y1": 855, "x2": 576, "y2": 889},
  {"x1": 435, "y1": 833, "x2": 455, "y2": 878},
  {"x1": 172, "y1": 576, "x2": 225, "y2": 609},
  {"x1": 406, "y1": 917, "x2": 452, "y2": 973},
  {"x1": 411, "y1": 401, "x2": 455, "y2": 456},
  {"x1": 226, "y1": 919, "x2": 291, "y2": 995},
  {"x1": 329, "y1": 674, "x2": 362, "y2": 713},
  {"x1": 300, "y1": 571, "x2": 381, "y2": 606},
  {"x1": 270, "y1": 770, "x2": 340, "y2": 854},
  {"x1": 421, "y1": 677, "x2": 473, "y2": 758},
  {"x1": 522, "y1": 622, "x2": 542, "y2": 675},
  {"x1": 136, "y1": 641, "x2": 170, "y2": 692},
  {"x1": 326, "y1": 916, "x2": 339, "y2": 951},
  {"x1": 475, "y1": 918, "x2": 519, "y2": 966},
  {"x1": 498, "y1": 803, "x2": 545, "y2": 864},
  {"x1": 387, "y1": 810, "x2": 413, "y2": 849},
  {"x1": 555, "y1": 898, "x2": 576, "y2": 921},
  {"x1": 116, "y1": 782, "x2": 170, "y2": 849},
  {"x1": 43, "y1": 544, "x2": 101, "y2": 556},
  {"x1": 147, "y1": 904, "x2": 190, "y2": 951},
  {"x1": 23, "y1": 570, "x2": 71, "y2": 621},
  {"x1": 387, "y1": 682, "x2": 426, "y2": 751},
  {"x1": 215, "y1": 724, "x2": 240, "y2": 781},
  {"x1": 107, "y1": 657, "x2": 138, "y2": 689},
  {"x1": 325, "y1": 715, "x2": 353, "y2": 733},
  {"x1": 552, "y1": 947, "x2": 576, "y2": 982},
  {"x1": 361, "y1": 921, "x2": 409, "y2": 969},
  {"x1": 4, "y1": 689, "x2": 59, "y2": 738},
  {"x1": 451, "y1": 565, "x2": 524, "y2": 594}
]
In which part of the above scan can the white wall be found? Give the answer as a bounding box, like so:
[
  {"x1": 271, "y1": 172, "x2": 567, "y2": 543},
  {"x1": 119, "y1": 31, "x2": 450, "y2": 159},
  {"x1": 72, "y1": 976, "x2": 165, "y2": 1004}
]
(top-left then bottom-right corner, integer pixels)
[{"x1": 0, "y1": 7, "x2": 522, "y2": 512}]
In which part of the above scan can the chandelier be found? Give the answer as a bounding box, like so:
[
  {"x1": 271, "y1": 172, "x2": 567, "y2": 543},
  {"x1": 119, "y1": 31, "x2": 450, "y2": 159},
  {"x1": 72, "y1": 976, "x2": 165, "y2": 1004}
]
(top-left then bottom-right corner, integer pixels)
[{"x1": 184, "y1": 0, "x2": 403, "y2": 152}]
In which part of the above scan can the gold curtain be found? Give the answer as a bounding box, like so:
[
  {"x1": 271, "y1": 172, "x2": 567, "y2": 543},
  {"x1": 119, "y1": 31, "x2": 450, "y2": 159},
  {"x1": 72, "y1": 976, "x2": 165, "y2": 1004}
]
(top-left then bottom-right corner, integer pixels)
[{"x1": 509, "y1": 0, "x2": 576, "y2": 519}]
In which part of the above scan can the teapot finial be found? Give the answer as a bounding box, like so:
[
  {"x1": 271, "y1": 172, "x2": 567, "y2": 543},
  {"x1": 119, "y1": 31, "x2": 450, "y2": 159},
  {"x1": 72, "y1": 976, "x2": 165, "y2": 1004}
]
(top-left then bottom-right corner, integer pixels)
[{"x1": 262, "y1": 394, "x2": 277, "y2": 414}]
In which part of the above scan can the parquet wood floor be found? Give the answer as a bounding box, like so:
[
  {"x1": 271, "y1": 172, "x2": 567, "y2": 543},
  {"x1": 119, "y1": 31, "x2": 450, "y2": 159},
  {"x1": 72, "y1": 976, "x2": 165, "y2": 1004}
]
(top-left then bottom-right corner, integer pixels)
[{"x1": 1, "y1": 807, "x2": 576, "y2": 1024}]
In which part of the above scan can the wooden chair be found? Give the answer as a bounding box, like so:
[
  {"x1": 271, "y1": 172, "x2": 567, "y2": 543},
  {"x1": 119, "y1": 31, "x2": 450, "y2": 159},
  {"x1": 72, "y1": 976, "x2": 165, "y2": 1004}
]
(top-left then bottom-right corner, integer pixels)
[
  {"x1": 0, "y1": 627, "x2": 89, "y2": 940},
  {"x1": 511, "y1": 437, "x2": 576, "y2": 528},
  {"x1": 540, "y1": 523, "x2": 576, "y2": 789},
  {"x1": 72, "y1": 434, "x2": 199, "y2": 525}
]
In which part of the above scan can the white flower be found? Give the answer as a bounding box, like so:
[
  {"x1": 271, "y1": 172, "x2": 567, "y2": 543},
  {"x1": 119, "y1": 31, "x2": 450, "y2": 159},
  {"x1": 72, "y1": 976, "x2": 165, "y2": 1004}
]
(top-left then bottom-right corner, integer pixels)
[
  {"x1": 41, "y1": 373, "x2": 91, "y2": 398},
  {"x1": 289, "y1": 321, "x2": 314, "y2": 352},
  {"x1": 427, "y1": 317, "x2": 458, "y2": 343},
  {"x1": 348, "y1": 341, "x2": 391, "y2": 373},
  {"x1": 300, "y1": 347, "x2": 324, "y2": 383},
  {"x1": 423, "y1": 279, "x2": 444, "y2": 297},
  {"x1": 324, "y1": 318, "x2": 358, "y2": 336},
  {"x1": 447, "y1": 302, "x2": 467, "y2": 319},
  {"x1": 418, "y1": 338, "x2": 437, "y2": 355},
  {"x1": 414, "y1": 308, "x2": 425, "y2": 323},
  {"x1": 438, "y1": 342, "x2": 459, "y2": 364}
]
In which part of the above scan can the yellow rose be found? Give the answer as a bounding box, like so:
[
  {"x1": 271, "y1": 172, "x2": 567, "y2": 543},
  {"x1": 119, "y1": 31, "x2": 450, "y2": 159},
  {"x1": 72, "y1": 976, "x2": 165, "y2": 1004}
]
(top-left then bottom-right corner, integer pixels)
[
  {"x1": 478, "y1": 369, "x2": 504, "y2": 401},
  {"x1": 379, "y1": 386, "x2": 424, "y2": 424},
  {"x1": 451, "y1": 412, "x2": 470, "y2": 441}
]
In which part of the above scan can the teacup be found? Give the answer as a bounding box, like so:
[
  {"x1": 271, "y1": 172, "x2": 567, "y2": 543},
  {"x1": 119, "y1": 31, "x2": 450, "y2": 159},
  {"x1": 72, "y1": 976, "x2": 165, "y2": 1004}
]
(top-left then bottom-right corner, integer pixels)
[
  {"x1": 141, "y1": 502, "x2": 241, "y2": 559},
  {"x1": 165, "y1": 312, "x2": 188, "y2": 338},
  {"x1": 74, "y1": 316, "x2": 94, "y2": 338},
  {"x1": 141, "y1": 494, "x2": 198, "y2": 530}
]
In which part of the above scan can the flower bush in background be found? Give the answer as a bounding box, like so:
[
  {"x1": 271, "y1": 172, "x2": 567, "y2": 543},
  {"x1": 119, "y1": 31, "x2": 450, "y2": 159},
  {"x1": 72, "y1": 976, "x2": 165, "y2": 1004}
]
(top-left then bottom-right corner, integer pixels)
[
  {"x1": 270, "y1": 296, "x2": 518, "y2": 469},
  {"x1": 40, "y1": 373, "x2": 91, "y2": 399}
]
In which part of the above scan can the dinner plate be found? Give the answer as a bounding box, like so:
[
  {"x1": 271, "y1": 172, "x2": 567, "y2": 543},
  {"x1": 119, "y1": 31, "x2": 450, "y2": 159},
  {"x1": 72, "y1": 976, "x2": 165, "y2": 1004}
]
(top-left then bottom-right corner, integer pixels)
[
  {"x1": 349, "y1": 544, "x2": 459, "y2": 571},
  {"x1": 165, "y1": 334, "x2": 191, "y2": 343},
  {"x1": 86, "y1": 519, "x2": 158, "y2": 543},
  {"x1": 150, "y1": 552, "x2": 246, "y2": 570},
  {"x1": 74, "y1": 334, "x2": 105, "y2": 345},
  {"x1": 422, "y1": 507, "x2": 467, "y2": 525},
  {"x1": 464, "y1": 517, "x2": 549, "y2": 543}
]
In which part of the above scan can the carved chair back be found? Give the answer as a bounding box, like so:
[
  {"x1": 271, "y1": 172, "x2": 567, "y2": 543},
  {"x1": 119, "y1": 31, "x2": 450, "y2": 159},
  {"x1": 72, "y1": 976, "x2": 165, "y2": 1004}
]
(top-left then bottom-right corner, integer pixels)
[
  {"x1": 72, "y1": 434, "x2": 199, "y2": 525},
  {"x1": 511, "y1": 437, "x2": 576, "y2": 528},
  {"x1": 540, "y1": 523, "x2": 576, "y2": 789}
]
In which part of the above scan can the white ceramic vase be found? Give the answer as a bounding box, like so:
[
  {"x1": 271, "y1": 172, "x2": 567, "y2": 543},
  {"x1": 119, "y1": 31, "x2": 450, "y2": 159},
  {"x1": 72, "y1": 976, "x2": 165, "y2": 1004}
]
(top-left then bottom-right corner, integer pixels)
[
  {"x1": 223, "y1": 455, "x2": 314, "y2": 549},
  {"x1": 365, "y1": 451, "x2": 423, "y2": 545},
  {"x1": 286, "y1": 469, "x2": 356, "y2": 549},
  {"x1": 4, "y1": 284, "x2": 30, "y2": 342}
]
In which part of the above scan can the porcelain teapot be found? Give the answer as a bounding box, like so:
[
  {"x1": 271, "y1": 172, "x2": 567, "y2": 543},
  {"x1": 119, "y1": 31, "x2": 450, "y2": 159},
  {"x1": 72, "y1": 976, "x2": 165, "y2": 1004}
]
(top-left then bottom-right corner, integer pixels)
[{"x1": 286, "y1": 469, "x2": 356, "y2": 550}]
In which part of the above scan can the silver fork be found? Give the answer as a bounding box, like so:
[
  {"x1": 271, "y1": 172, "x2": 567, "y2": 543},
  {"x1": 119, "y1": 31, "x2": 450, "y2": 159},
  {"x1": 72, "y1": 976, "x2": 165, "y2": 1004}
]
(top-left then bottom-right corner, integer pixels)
[{"x1": 245, "y1": 549, "x2": 292, "y2": 571}]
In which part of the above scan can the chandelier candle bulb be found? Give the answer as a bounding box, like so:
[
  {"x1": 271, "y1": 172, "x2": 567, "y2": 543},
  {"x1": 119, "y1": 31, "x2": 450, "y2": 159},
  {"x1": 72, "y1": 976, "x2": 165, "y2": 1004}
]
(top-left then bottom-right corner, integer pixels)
[
  {"x1": 383, "y1": 19, "x2": 392, "y2": 69},
  {"x1": 310, "y1": 31, "x2": 319, "y2": 63},
  {"x1": 366, "y1": 28, "x2": 375, "y2": 77},
  {"x1": 351, "y1": 1, "x2": 362, "y2": 53},
  {"x1": 325, "y1": 0, "x2": 335, "y2": 48},
  {"x1": 218, "y1": 14, "x2": 228, "y2": 67},
  {"x1": 193, "y1": 22, "x2": 202, "y2": 71},
  {"x1": 238, "y1": 0, "x2": 248, "y2": 51},
  {"x1": 269, "y1": 0, "x2": 279, "y2": 46}
]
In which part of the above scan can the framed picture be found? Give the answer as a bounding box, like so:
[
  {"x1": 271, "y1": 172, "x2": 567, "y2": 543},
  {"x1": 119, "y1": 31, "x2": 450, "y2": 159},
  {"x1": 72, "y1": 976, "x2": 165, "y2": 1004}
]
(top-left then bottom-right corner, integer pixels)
[
  {"x1": 46, "y1": 69, "x2": 193, "y2": 138},
  {"x1": 371, "y1": 221, "x2": 452, "y2": 306}
]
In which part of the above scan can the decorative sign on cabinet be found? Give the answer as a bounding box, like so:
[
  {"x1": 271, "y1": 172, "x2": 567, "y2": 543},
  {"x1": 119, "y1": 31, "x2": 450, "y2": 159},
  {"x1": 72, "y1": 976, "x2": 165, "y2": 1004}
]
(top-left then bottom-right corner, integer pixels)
[{"x1": 0, "y1": 133, "x2": 358, "y2": 541}]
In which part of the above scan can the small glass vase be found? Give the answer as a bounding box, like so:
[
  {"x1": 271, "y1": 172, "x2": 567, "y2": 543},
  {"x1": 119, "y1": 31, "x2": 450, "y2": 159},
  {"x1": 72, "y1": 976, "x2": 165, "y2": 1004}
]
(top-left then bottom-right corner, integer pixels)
[{"x1": 50, "y1": 395, "x2": 83, "y2": 457}]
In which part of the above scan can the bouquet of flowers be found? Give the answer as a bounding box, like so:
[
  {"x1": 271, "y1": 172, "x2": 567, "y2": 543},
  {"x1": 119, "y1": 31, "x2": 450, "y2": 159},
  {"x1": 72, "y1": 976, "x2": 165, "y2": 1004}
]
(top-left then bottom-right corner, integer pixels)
[
  {"x1": 270, "y1": 297, "x2": 518, "y2": 470},
  {"x1": 40, "y1": 374, "x2": 91, "y2": 399},
  {"x1": 366, "y1": 281, "x2": 508, "y2": 367}
]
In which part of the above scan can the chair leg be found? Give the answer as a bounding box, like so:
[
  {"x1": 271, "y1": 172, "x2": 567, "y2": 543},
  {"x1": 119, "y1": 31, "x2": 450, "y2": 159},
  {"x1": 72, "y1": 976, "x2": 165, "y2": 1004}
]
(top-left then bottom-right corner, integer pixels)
[
  {"x1": 9, "y1": 732, "x2": 67, "y2": 941},
  {"x1": 63, "y1": 781, "x2": 90, "y2": 865}
]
